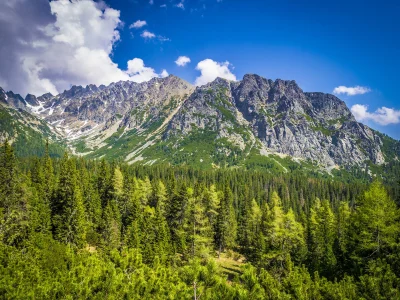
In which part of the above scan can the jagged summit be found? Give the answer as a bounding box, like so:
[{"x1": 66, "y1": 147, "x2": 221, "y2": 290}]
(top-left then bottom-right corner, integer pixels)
[{"x1": 0, "y1": 74, "x2": 398, "y2": 170}]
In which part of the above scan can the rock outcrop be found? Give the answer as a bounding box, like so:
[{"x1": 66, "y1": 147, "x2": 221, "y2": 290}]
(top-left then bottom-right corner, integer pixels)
[{"x1": 1, "y1": 74, "x2": 397, "y2": 168}]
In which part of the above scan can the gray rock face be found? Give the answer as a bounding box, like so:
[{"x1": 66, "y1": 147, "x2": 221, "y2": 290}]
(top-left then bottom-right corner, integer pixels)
[
  {"x1": 25, "y1": 94, "x2": 39, "y2": 106},
  {"x1": 5, "y1": 91, "x2": 26, "y2": 110},
  {"x1": 165, "y1": 74, "x2": 388, "y2": 167},
  {"x1": 0, "y1": 87, "x2": 6, "y2": 104},
  {"x1": 28, "y1": 75, "x2": 194, "y2": 144},
  {"x1": 2, "y1": 73, "x2": 396, "y2": 168}
]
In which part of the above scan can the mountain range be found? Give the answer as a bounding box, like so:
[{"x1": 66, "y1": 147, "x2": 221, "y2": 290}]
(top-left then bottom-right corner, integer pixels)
[{"x1": 1, "y1": 74, "x2": 399, "y2": 174}]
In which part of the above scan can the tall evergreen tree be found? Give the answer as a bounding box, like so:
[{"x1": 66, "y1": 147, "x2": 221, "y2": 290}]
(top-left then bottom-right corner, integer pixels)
[
  {"x1": 308, "y1": 199, "x2": 337, "y2": 277},
  {"x1": 262, "y1": 192, "x2": 305, "y2": 272},
  {"x1": 352, "y1": 181, "x2": 400, "y2": 264},
  {"x1": 184, "y1": 187, "x2": 213, "y2": 259},
  {"x1": 53, "y1": 153, "x2": 86, "y2": 247},
  {"x1": 0, "y1": 140, "x2": 17, "y2": 212},
  {"x1": 215, "y1": 186, "x2": 237, "y2": 255}
]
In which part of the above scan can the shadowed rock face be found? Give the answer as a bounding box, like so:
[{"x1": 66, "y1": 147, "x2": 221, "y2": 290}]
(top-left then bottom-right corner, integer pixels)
[
  {"x1": 165, "y1": 74, "x2": 387, "y2": 167},
  {"x1": 1, "y1": 73, "x2": 396, "y2": 167}
]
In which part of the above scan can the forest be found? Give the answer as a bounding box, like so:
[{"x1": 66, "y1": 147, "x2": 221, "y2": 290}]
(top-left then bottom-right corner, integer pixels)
[{"x1": 1, "y1": 140, "x2": 400, "y2": 299}]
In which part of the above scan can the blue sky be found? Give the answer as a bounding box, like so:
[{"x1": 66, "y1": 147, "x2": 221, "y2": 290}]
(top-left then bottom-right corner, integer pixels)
[
  {"x1": 114, "y1": 0, "x2": 400, "y2": 139},
  {"x1": 0, "y1": 0, "x2": 399, "y2": 139}
]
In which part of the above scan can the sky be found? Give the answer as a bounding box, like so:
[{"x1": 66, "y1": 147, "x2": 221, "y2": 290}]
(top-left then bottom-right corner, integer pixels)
[{"x1": 0, "y1": 0, "x2": 399, "y2": 139}]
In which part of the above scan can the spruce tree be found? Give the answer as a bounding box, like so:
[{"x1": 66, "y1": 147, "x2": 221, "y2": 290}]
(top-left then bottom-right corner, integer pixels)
[
  {"x1": 352, "y1": 181, "x2": 399, "y2": 263},
  {"x1": 184, "y1": 187, "x2": 213, "y2": 259},
  {"x1": 215, "y1": 186, "x2": 237, "y2": 255},
  {"x1": 53, "y1": 153, "x2": 86, "y2": 247}
]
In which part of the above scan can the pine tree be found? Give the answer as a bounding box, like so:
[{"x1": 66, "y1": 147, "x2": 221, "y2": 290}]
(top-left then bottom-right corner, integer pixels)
[
  {"x1": 97, "y1": 159, "x2": 112, "y2": 208},
  {"x1": 203, "y1": 184, "x2": 219, "y2": 229},
  {"x1": 167, "y1": 184, "x2": 188, "y2": 252},
  {"x1": 335, "y1": 200, "x2": 351, "y2": 276},
  {"x1": 43, "y1": 140, "x2": 54, "y2": 202},
  {"x1": 28, "y1": 186, "x2": 51, "y2": 235},
  {"x1": 352, "y1": 181, "x2": 400, "y2": 262},
  {"x1": 112, "y1": 167, "x2": 124, "y2": 200},
  {"x1": 154, "y1": 202, "x2": 171, "y2": 263},
  {"x1": 307, "y1": 199, "x2": 336, "y2": 276},
  {"x1": 184, "y1": 187, "x2": 213, "y2": 259},
  {"x1": 102, "y1": 201, "x2": 121, "y2": 249},
  {"x1": 215, "y1": 186, "x2": 237, "y2": 255},
  {"x1": 0, "y1": 141, "x2": 29, "y2": 247},
  {"x1": 152, "y1": 180, "x2": 168, "y2": 215},
  {"x1": 140, "y1": 206, "x2": 157, "y2": 263},
  {"x1": 240, "y1": 199, "x2": 262, "y2": 258},
  {"x1": 53, "y1": 153, "x2": 86, "y2": 247},
  {"x1": 0, "y1": 140, "x2": 18, "y2": 212},
  {"x1": 263, "y1": 192, "x2": 305, "y2": 272}
]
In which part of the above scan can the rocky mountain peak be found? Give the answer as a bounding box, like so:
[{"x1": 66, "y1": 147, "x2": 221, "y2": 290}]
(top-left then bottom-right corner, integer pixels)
[
  {"x1": 0, "y1": 87, "x2": 6, "y2": 104},
  {"x1": 25, "y1": 94, "x2": 39, "y2": 106},
  {"x1": 37, "y1": 92, "x2": 54, "y2": 103},
  {"x1": 2, "y1": 74, "x2": 396, "y2": 170}
]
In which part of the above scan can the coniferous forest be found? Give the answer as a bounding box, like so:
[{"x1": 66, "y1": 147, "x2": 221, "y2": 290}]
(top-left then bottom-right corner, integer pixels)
[{"x1": 1, "y1": 141, "x2": 400, "y2": 299}]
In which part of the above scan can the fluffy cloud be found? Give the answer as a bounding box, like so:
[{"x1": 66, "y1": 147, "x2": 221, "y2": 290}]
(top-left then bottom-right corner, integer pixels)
[
  {"x1": 126, "y1": 58, "x2": 166, "y2": 83},
  {"x1": 351, "y1": 104, "x2": 400, "y2": 126},
  {"x1": 161, "y1": 69, "x2": 169, "y2": 77},
  {"x1": 129, "y1": 20, "x2": 147, "y2": 29},
  {"x1": 333, "y1": 85, "x2": 371, "y2": 96},
  {"x1": 141, "y1": 30, "x2": 156, "y2": 39},
  {"x1": 194, "y1": 59, "x2": 236, "y2": 86},
  {"x1": 0, "y1": 0, "x2": 166, "y2": 96},
  {"x1": 175, "y1": 56, "x2": 191, "y2": 67}
]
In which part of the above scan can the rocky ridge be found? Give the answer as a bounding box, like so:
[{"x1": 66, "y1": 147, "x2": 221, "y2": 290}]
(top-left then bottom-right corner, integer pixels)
[{"x1": 0, "y1": 74, "x2": 397, "y2": 170}]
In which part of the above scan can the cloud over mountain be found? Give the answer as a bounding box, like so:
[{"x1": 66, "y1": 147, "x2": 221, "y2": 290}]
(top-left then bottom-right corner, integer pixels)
[
  {"x1": 351, "y1": 104, "x2": 400, "y2": 126},
  {"x1": 333, "y1": 86, "x2": 371, "y2": 96},
  {"x1": 194, "y1": 59, "x2": 236, "y2": 86},
  {"x1": 0, "y1": 0, "x2": 165, "y2": 96}
]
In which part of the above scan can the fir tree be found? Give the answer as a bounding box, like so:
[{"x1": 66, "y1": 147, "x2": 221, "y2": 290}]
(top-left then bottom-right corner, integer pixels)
[
  {"x1": 215, "y1": 186, "x2": 237, "y2": 255},
  {"x1": 53, "y1": 153, "x2": 86, "y2": 247}
]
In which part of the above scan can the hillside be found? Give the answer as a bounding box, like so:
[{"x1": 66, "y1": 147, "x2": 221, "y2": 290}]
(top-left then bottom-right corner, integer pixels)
[
  {"x1": 0, "y1": 74, "x2": 399, "y2": 172},
  {"x1": 0, "y1": 87, "x2": 65, "y2": 157}
]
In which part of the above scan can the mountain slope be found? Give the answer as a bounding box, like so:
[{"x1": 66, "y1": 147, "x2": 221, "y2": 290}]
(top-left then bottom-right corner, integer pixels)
[
  {"x1": 1, "y1": 74, "x2": 399, "y2": 171},
  {"x1": 142, "y1": 75, "x2": 391, "y2": 169},
  {"x1": 0, "y1": 87, "x2": 65, "y2": 157}
]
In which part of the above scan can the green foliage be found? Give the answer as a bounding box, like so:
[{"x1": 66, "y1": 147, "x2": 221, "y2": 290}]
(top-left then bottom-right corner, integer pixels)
[
  {"x1": 1, "y1": 142, "x2": 400, "y2": 298},
  {"x1": 351, "y1": 181, "x2": 400, "y2": 263},
  {"x1": 0, "y1": 105, "x2": 65, "y2": 157}
]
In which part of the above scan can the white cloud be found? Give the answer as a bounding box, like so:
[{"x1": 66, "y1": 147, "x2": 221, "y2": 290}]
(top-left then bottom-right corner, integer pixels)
[
  {"x1": 161, "y1": 69, "x2": 169, "y2": 77},
  {"x1": 126, "y1": 58, "x2": 166, "y2": 83},
  {"x1": 160, "y1": 4, "x2": 167, "y2": 8},
  {"x1": 175, "y1": 1, "x2": 185, "y2": 9},
  {"x1": 333, "y1": 85, "x2": 371, "y2": 96},
  {"x1": 351, "y1": 104, "x2": 400, "y2": 126},
  {"x1": 140, "y1": 30, "x2": 169, "y2": 42},
  {"x1": 141, "y1": 30, "x2": 156, "y2": 38},
  {"x1": 149, "y1": 0, "x2": 154, "y2": 4},
  {"x1": 194, "y1": 59, "x2": 236, "y2": 86},
  {"x1": 0, "y1": 0, "x2": 167, "y2": 95},
  {"x1": 175, "y1": 56, "x2": 191, "y2": 67},
  {"x1": 129, "y1": 20, "x2": 147, "y2": 29}
]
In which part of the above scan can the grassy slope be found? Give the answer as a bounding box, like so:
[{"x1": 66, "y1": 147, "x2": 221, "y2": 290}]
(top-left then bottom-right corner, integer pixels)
[{"x1": 0, "y1": 105, "x2": 65, "y2": 157}]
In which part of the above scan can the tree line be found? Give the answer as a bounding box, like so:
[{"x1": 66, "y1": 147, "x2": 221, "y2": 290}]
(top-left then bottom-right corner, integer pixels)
[{"x1": 1, "y1": 141, "x2": 400, "y2": 299}]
